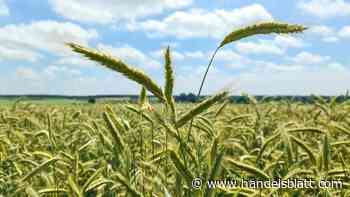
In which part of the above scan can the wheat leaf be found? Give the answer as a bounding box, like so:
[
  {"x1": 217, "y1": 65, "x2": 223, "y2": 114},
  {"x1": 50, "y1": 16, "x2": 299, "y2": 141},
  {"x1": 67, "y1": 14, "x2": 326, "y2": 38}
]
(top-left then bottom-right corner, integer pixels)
[
  {"x1": 257, "y1": 132, "x2": 281, "y2": 162},
  {"x1": 114, "y1": 173, "x2": 142, "y2": 197},
  {"x1": 169, "y1": 150, "x2": 194, "y2": 186},
  {"x1": 225, "y1": 158, "x2": 270, "y2": 180},
  {"x1": 38, "y1": 188, "x2": 68, "y2": 195},
  {"x1": 21, "y1": 157, "x2": 59, "y2": 182},
  {"x1": 289, "y1": 135, "x2": 316, "y2": 165},
  {"x1": 176, "y1": 91, "x2": 229, "y2": 128},
  {"x1": 331, "y1": 140, "x2": 350, "y2": 147},
  {"x1": 214, "y1": 99, "x2": 230, "y2": 118},
  {"x1": 82, "y1": 167, "x2": 104, "y2": 192},
  {"x1": 323, "y1": 134, "x2": 331, "y2": 172},
  {"x1": 328, "y1": 169, "x2": 348, "y2": 177},
  {"x1": 68, "y1": 176, "x2": 84, "y2": 197},
  {"x1": 205, "y1": 149, "x2": 225, "y2": 197},
  {"x1": 85, "y1": 178, "x2": 114, "y2": 193},
  {"x1": 25, "y1": 186, "x2": 40, "y2": 197},
  {"x1": 287, "y1": 127, "x2": 325, "y2": 134}
]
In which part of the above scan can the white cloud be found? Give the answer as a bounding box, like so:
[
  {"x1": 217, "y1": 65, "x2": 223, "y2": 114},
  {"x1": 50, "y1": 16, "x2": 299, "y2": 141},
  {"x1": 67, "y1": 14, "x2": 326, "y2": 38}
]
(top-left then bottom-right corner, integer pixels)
[
  {"x1": 16, "y1": 65, "x2": 82, "y2": 82},
  {"x1": 328, "y1": 62, "x2": 346, "y2": 71},
  {"x1": 171, "y1": 51, "x2": 186, "y2": 61},
  {"x1": 0, "y1": 20, "x2": 98, "y2": 57},
  {"x1": 291, "y1": 52, "x2": 330, "y2": 65},
  {"x1": 15, "y1": 67, "x2": 39, "y2": 80},
  {"x1": 307, "y1": 25, "x2": 350, "y2": 42},
  {"x1": 56, "y1": 75, "x2": 139, "y2": 95},
  {"x1": 161, "y1": 42, "x2": 180, "y2": 48},
  {"x1": 245, "y1": 60, "x2": 306, "y2": 72},
  {"x1": 0, "y1": 45, "x2": 42, "y2": 62},
  {"x1": 151, "y1": 49, "x2": 208, "y2": 61},
  {"x1": 1, "y1": 68, "x2": 140, "y2": 95},
  {"x1": 49, "y1": 0, "x2": 192, "y2": 24},
  {"x1": 309, "y1": 25, "x2": 335, "y2": 37},
  {"x1": 55, "y1": 56, "x2": 97, "y2": 68},
  {"x1": 215, "y1": 49, "x2": 245, "y2": 62},
  {"x1": 274, "y1": 35, "x2": 305, "y2": 48},
  {"x1": 339, "y1": 26, "x2": 350, "y2": 38},
  {"x1": 175, "y1": 65, "x2": 237, "y2": 94},
  {"x1": 175, "y1": 60, "x2": 349, "y2": 95},
  {"x1": 322, "y1": 37, "x2": 338, "y2": 43},
  {"x1": 237, "y1": 66, "x2": 349, "y2": 95},
  {"x1": 235, "y1": 35, "x2": 305, "y2": 55},
  {"x1": 151, "y1": 48, "x2": 250, "y2": 69},
  {"x1": 43, "y1": 65, "x2": 81, "y2": 79},
  {"x1": 308, "y1": 25, "x2": 339, "y2": 42},
  {"x1": 308, "y1": 25, "x2": 350, "y2": 41},
  {"x1": 184, "y1": 51, "x2": 205, "y2": 59},
  {"x1": 97, "y1": 44, "x2": 161, "y2": 69},
  {"x1": 151, "y1": 49, "x2": 185, "y2": 61},
  {"x1": 298, "y1": 0, "x2": 350, "y2": 18},
  {"x1": 5, "y1": 59, "x2": 349, "y2": 96},
  {"x1": 265, "y1": 63, "x2": 305, "y2": 71},
  {"x1": 215, "y1": 49, "x2": 253, "y2": 70},
  {"x1": 2, "y1": 65, "x2": 85, "y2": 95},
  {"x1": 235, "y1": 40, "x2": 284, "y2": 55},
  {"x1": 0, "y1": 0, "x2": 9, "y2": 16},
  {"x1": 128, "y1": 4, "x2": 273, "y2": 39}
]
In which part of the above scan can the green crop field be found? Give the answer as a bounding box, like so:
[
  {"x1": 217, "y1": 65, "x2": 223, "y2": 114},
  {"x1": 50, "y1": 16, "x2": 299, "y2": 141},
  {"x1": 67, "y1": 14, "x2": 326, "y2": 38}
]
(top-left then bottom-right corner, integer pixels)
[
  {"x1": 0, "y1": 98, "x2": 83, "y2": 105},
  {"x1": 1, "y1": 99, "x2": 350, "y2": 196}
]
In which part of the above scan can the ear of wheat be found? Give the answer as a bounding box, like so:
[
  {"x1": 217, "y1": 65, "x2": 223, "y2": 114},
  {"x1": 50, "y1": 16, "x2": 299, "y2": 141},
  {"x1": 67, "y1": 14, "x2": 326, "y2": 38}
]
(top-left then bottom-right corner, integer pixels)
[
  {"x1": 220, "y1": 22, "x2": 307, "y2": 48},
  {"x1": 164, "y1": 47, "x2": 174, "y2": 106},
  {"x1": 102, "y1": 111, "x2": 125, "y2": 151},
  {"x1": 139, "y1": 87, "x2": 147, "y2": 107},
  {"x1": 67, "y1": 43, "x2": 165, "y2": 102}
]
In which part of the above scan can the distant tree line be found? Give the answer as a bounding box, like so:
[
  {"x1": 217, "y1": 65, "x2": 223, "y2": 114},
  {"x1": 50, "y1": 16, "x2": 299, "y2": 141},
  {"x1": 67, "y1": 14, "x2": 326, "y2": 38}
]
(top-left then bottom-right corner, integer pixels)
[
  {"x1": 174, "y1": 93, "x2": 350, "y2": 104},
  {"x1": 1, "y1": 92, "x2": 350, "y2": 104}
]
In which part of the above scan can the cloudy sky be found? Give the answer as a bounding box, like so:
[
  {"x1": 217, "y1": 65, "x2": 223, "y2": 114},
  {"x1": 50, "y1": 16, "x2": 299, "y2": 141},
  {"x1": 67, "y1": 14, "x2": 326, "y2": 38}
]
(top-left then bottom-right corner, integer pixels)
[{"x1": 0, "y1": 0, "x2": 349, "y2": 95}]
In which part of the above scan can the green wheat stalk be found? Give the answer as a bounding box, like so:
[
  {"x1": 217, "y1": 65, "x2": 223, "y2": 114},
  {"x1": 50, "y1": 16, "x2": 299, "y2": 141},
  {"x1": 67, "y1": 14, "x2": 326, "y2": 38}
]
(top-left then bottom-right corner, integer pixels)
[{"x1": 187, "y1": 22, "x2": 307, "y2": 151}]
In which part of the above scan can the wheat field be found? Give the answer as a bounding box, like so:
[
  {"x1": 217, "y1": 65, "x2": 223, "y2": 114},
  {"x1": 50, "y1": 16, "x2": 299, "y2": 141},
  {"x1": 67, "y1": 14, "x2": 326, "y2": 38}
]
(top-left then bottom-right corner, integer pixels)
[{"x1": 0, "y1": 98, "x2": 350, "y2": 196}]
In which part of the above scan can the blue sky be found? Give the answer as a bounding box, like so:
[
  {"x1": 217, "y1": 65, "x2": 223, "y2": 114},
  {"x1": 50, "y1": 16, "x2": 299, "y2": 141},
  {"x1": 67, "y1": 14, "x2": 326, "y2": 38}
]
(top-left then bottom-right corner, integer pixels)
[{"x1": 0, "y1": 0, "x2": 349, "y2": 95}]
